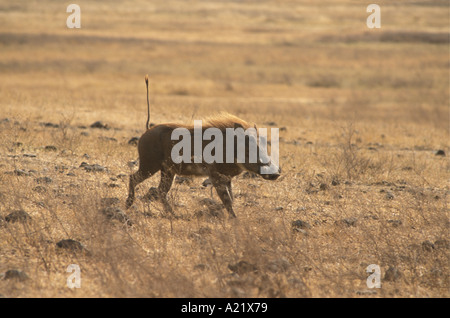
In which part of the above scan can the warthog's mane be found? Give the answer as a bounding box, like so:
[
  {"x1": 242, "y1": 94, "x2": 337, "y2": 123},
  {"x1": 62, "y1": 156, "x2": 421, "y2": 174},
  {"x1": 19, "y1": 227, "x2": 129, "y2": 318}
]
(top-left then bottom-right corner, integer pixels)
[
  {"x1": 157, "y1": 112, "x2": 253, "y2": 132},
  {"x1": 198, "y1": 112, "x2": 253, "y2": 131},
  {"x1": 203, "y1": 112, "x2": 252, "y2": 130}
]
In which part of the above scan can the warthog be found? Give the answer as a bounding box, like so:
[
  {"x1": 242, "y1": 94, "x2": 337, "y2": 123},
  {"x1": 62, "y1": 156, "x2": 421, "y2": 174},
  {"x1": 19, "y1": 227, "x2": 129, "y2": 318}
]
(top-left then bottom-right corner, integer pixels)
[{"x1": 126, "y1": 76, "x2": 280, "y2": 217}]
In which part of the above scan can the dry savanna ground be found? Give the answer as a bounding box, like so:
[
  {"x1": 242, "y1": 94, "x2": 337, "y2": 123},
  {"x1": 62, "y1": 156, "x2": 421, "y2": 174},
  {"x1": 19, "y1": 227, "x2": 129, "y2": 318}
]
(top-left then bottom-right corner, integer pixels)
[{"x1": 0, "y1": 0, "x2": 448, "y2": 298}]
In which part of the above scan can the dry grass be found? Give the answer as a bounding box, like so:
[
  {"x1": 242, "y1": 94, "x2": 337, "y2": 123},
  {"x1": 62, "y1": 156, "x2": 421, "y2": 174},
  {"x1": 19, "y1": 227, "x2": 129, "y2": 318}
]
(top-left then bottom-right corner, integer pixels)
[{"x1": 0, "y1": 0, "x2": 448, "y2": 298}]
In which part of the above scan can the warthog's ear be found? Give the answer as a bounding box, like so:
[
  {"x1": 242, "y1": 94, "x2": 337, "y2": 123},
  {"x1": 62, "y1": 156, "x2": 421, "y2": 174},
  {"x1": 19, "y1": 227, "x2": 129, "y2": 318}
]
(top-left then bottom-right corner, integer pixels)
[{"x1": 234, "y1": 123, "x2": 244, "y2": 129}]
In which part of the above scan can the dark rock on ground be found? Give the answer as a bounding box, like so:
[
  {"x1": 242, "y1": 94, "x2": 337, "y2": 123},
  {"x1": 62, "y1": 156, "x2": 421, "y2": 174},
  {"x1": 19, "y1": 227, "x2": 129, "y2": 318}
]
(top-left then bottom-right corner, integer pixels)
[
  {"x1": 13, "y1": 169, "x2": 31, "y2": 176},
  {"x1": 44, "y1": 145, "x2": 57, "y2": 151},
  {"x1": 33, "y1": 185, "x2": 47, "y2": 193},
  {"x1": 387, "y1": 219, "x2": 402, "y2": 227},
  {"x1": 384, "y1": 266, "x2": 402, "y2": 282},
  {"x1": 336, "y1": 217, "x2": 357, "y2": 227},
  {"x1": 228, "y1": 260, "x2": 258, "y2": 275},
  {"x1": 421, "y1": 240, "x2": 435, "y2": 252},
  {"x1": 128, "y1": 137, "x2": 139, "y2": 146},
  {"x1": 56, "y1": 239, "x2": 85, "y2": 252},
  {"x1": 292, "y1": 219, "x2": 311, "y2": 231},
  {"x1": 80, "y1": 162, "x2": 106, "y2": 172},
  {"x1": 100, "y1": 206, "x2": 132, "y2": 226},
  {"x1": 3, "y1": 269, "x2": 29, "y2": 281},
  {"x1": 435, "y1": 149, "x2": 445, "y2": 156},
  {"x1": 90, "y1": 121, "x2": 108, "y2": 129},
  {"x1": 35, "y1": 176, "x2": 52, "y2": 184},
  {"x1": 5, "y1": 210, "x2": 31, "y2": 223},
  {"x1": 41, "y1": 122, "x2": 59, "y2": 128}
]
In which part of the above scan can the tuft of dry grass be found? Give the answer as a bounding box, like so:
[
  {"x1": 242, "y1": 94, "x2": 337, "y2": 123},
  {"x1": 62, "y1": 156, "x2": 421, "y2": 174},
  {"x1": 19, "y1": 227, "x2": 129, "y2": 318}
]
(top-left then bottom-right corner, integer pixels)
[{"x1": 0, "y1": 0, "x2": 448, "y2": 298}]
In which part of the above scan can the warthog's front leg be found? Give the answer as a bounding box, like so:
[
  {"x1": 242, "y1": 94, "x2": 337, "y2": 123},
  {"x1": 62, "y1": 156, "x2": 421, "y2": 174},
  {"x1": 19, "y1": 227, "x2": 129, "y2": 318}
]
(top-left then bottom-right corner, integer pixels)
[
  {"x1": 126, "y1": 170, "x2": 151, "y2": 209},
  {"x1": 209, "y1": 172, "x2": 236, "y2": 218}
]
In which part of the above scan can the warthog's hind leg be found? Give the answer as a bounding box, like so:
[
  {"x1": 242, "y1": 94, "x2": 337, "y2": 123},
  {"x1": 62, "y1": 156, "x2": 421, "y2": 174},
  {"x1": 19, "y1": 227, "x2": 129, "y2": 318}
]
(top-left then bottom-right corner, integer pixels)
[{"x1": 126, "y1": 170, "x2": 151, "y2": 209}]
